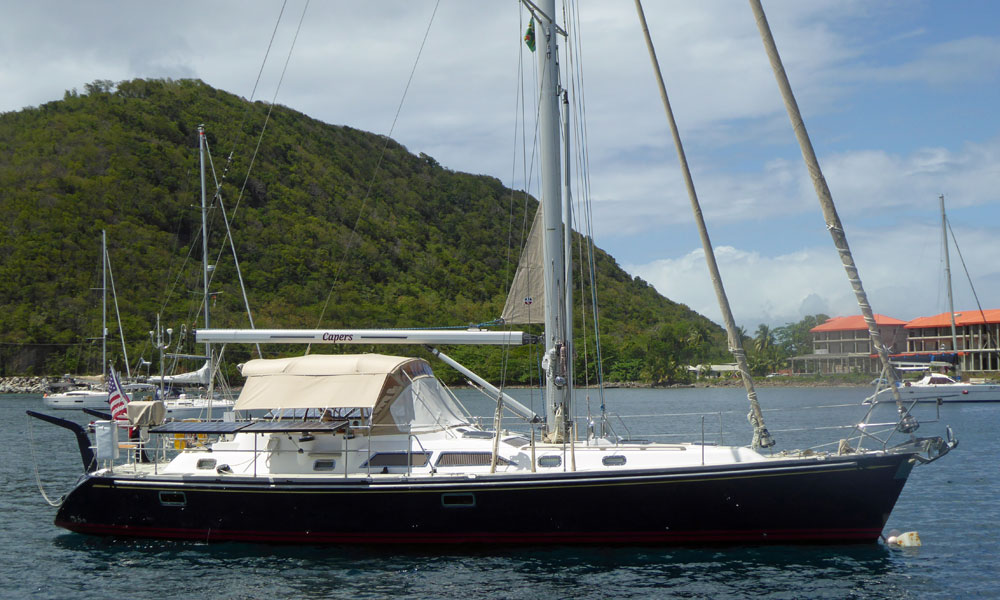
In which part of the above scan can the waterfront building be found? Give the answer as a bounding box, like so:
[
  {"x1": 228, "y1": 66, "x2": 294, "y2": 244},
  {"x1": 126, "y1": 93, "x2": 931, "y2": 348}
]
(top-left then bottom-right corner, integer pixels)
[
  {"x1": 790, "y1": 310, "x2": 1000, "y2": 376},
  {"x1": 790, "y1": 315, "x2": 907, "y2": 375}
]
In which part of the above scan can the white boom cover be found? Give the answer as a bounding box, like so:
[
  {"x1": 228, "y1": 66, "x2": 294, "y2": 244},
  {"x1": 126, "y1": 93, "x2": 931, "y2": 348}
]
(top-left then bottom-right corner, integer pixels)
[{"x1": 158, "y1": 361, "x2": 211, "y2": 385}]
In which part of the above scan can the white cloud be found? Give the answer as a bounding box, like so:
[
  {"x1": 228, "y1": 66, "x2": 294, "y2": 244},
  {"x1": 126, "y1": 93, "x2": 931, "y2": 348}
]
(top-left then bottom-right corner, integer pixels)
[
  {"x1": 626, "y1": 202, "x2": 1000, "y2": 329},
  {"x1": 3, "y1": 1, "x2": 998, "y2": 330},
  {"x1": 627, "y1": 245, "x2": 852, "y2": 329}
]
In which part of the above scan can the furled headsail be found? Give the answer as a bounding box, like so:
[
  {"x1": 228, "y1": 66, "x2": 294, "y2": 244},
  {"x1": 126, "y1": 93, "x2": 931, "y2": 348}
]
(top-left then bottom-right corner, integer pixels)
[{"x1": 501, "y1": 209, "x2": 544, "y2": 324}]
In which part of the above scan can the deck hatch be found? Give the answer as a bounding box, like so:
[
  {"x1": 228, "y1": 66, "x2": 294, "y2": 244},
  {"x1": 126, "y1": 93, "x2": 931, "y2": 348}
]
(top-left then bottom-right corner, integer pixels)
[
  {"x1": 435, "y1": 452, "x2": 511, "y2": 467},
  {"x1": 362, "y1": 452, "x2": 431, "y2": 468}
]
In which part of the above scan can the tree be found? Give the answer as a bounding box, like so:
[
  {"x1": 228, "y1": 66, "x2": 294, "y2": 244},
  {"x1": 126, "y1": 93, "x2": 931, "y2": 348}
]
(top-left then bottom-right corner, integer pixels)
[{"x1": 754, "y1": 324, "x2": 774, "y2": 353}]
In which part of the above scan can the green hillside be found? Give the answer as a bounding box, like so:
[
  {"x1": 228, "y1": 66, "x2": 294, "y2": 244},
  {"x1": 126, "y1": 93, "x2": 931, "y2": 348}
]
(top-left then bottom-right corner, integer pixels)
[{"x1": 0, "y1": 78, "x2": 727, "y2": 385}]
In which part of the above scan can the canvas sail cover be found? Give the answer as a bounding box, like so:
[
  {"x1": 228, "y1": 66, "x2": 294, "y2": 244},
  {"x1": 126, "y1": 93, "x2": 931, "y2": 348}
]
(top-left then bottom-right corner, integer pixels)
[
  {"x1": 159, "y1": 361, "x2": 211, "y2": 385},
  {"x1": 234, "y1": 354, "x2": 469, "y2": 434},
  {"x1": 126, "y1": 400, "x2": 166, "y2": 427},
  {"x1": 501, "y1": 209, "x2": 545, "y2": 324}
]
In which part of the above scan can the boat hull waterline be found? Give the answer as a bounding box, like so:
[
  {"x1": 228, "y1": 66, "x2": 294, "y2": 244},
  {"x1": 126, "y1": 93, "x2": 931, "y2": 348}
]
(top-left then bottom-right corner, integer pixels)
[{"x1": 56, "y1": 452, "x2": 913, "y2": 544}]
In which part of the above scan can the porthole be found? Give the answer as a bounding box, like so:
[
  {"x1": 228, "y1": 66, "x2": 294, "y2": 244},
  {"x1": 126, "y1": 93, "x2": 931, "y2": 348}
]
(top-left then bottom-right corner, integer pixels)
[
  {"x1": 538, "y1": 455, "x2": 562, "y2": 468},
  {"x1": 196, "y1": 458, "x2": 217, "y2": 470},
  {"x1": 602, "y1": 455, "x2": 627, "y2": 466}
]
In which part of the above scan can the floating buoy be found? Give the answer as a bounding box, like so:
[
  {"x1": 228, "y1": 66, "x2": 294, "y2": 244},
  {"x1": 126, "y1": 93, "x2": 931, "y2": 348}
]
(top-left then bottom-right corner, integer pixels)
[{"x1": 885, "y1": 529, "x2": 921, "y2": 547}]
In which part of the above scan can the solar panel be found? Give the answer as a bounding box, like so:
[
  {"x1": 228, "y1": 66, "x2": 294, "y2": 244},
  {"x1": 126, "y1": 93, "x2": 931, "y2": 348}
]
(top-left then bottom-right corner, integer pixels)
[
  {"x1": 149, "y1": 418, "x2": 350, "y2": 435},
  {"x1": 150, "y1": 421, "x2": 248, "y2": 434},
  {"x1": 241, "y1": 419, "x2": 349, "y2": 433}
]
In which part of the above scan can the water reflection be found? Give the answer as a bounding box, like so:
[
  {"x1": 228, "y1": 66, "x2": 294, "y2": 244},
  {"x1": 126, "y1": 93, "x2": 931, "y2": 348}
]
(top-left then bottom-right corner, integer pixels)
[{"x1": 46, "y1": 537, "x2": 913, "y2": 600}]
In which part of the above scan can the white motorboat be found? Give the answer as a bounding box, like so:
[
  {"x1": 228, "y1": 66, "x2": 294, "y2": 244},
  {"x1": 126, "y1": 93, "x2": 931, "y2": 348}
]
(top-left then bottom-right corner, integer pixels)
[
  {"x1": 868, "y1": 373, "x2": 1000, "y2": 404},
  {"x1": 42, "y1": 389, "x2": 108, "y2": 410}
]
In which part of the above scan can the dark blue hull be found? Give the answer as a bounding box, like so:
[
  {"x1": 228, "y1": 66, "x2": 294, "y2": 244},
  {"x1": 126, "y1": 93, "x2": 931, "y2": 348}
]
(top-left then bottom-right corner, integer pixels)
[{"x1": 55, "y1": 451, "x2": 915, "y2": 544}]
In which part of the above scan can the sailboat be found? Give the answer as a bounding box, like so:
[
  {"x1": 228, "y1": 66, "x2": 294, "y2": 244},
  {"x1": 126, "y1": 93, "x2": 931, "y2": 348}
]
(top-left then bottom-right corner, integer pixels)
[
  {"x1": 43, "y1": 231, "x2": 133, "y2": 410},
  {"x1": 867, "y1": 196, "x2": 1000, "y2": 404},
  {"x1": 152, "y1": 125, "x2": 237, "y2": 420},
  {"x1": 29, "y1": 2, "x2": 954, "y2": 544}
]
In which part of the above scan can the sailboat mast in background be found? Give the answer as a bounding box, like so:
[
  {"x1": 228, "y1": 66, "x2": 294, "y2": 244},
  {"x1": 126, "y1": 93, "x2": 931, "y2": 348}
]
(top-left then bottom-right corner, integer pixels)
[{"x1": 941, "y1": 195, "x2": 959, "y2": 355}]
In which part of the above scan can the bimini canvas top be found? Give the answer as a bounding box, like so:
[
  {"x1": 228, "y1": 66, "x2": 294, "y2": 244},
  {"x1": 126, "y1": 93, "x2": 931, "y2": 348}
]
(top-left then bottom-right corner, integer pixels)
[
  {"x1": 235, "y1": 354, "x2": 422, "y2": 411},
  {"x1": 235, "y1": 354, "x2": 469, "y2": 435}
]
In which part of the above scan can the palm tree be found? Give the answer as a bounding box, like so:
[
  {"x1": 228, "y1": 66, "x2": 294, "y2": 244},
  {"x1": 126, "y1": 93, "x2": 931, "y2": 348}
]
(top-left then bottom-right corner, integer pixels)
[{"x1": 754, "y1": 324, "x2": 774, "y2": 353}]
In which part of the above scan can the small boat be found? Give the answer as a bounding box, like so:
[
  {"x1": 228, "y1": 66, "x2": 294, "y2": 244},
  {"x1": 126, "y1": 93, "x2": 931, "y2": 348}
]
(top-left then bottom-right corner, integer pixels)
[
  {"x1": 155, "y1": 361, "x2": 236, "y2": 420},
  {"x1": 43, "y1": 231, "x2": 133, "y2": 411},
  {"x1": 141, "y1": 125, "x2": 237, "y2": 421},
  {"x1": 867, "y1": 372, "x2": 1000, "y2": 404},
  {"x1": 42, "y1": 388, "x2": 109, "y2": 410},
  {"x1": 866, "y1": 196, "x2": 1000, "y2": 404}
]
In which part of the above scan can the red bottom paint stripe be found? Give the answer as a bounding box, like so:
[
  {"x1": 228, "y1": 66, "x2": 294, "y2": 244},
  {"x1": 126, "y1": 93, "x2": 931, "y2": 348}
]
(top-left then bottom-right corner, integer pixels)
[{"x1": 56, "y1": 521, "x2": 881, "y2": 544}]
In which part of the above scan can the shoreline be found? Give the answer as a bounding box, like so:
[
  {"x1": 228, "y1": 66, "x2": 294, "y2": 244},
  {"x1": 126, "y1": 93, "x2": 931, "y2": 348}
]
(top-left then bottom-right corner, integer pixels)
[
  {"x1": 0, "y1": 376, "x2": 875, "y2": 395},
  {"x1": 0, "y1": 376, "x2": 56, "y2": 394}
]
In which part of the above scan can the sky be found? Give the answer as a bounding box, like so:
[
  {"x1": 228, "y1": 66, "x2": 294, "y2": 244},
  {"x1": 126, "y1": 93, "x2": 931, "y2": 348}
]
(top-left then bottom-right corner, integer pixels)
[{"x1": 2, "y1": 1, "x2": 998, "y2": 330}]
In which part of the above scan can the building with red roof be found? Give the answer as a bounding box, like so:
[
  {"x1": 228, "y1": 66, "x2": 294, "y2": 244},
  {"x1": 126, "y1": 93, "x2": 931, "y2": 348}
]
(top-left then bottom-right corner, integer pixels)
[
  {"x1": 791, "y1": 314, "x2": 908, "y2": 375},
  {"x1": 791, "y1": 310, "x2": 1000, "y2": 375},
  {"x1": 903, "y1": 309, "x2": 1000, "y2": 372}
]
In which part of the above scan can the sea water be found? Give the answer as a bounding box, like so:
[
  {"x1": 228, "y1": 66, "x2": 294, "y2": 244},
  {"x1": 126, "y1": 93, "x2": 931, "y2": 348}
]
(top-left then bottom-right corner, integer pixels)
[{"x1": 2, "y1": 388, "x2": 996, "y2": 599}]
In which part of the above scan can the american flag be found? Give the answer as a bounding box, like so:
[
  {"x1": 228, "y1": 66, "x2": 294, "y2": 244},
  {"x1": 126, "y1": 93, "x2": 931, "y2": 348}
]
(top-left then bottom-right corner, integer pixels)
[{"x1": 107, "y1": 367, "x2": 130, "y2": 421}]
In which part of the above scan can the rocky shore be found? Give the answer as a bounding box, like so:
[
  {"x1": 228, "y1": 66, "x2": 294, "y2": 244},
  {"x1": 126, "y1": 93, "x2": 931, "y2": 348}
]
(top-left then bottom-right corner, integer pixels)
[{"x1": 0, "y1": 377, "x2": 56, "y2": 394}]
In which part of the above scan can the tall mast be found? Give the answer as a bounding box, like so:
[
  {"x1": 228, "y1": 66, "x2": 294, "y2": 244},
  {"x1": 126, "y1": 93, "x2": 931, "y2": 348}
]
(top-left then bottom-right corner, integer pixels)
[
  {"x1": 535, "y1": 0, "x2": 570, "y2": 442},
  {"x1": 198, "y1": 125, "x2": 213, "y2": 402},
  {"x1": 101, "y1": 229, "x2": 107, "y2": 384},
  {"x1": 561, "y1": 90, "x2": 574, "y2": 426},
  {"x1": 941, "y1": 194, "x2": 958, "y2": 357}
]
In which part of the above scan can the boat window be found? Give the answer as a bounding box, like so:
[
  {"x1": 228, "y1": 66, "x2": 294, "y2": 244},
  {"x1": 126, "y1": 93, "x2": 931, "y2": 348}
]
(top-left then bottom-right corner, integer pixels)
[
  {"x1": 538, "y1": 455, "x2": 562, "y2": 468},
  {"x1": 196, "y1": 458, "x2": 217, "y2": 470},
  {"x1": 602, "y1": 455, "x2": 627, "y2": 466},
  {"x1": 313, "y1": 459, "x2": 336, "y2": 471},
  {"x1": 362, "y1": 452, "x2": 431, "y2": 468},
  {"x1": 435, "y1": 452, "x2": 511, "y2": 467}
]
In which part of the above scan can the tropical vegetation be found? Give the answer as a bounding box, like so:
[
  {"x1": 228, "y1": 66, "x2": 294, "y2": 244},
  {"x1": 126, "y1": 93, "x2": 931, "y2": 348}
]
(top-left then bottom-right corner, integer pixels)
[{"x1": 1, "y1": 78, "x2": 742, "y2": 386}]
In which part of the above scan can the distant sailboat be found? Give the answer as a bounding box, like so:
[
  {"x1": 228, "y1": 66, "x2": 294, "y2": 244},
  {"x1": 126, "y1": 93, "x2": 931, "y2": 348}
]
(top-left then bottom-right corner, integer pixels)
[
  {"x1": 43, "y1": 231, "x2": 133, "y2": 410},
  {"x1": 153, "y1": 125, "x2": 236, "y2": 420},
  {"x1": 867, "y1": 195, "x2": 1000, "y2": 404}
]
